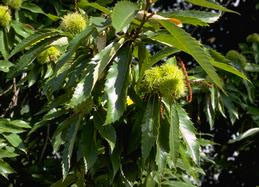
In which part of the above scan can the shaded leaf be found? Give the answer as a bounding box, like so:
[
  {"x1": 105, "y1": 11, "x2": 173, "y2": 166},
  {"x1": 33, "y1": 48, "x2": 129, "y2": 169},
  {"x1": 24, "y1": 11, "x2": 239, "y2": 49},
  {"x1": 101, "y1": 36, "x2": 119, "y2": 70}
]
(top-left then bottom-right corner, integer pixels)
[
  {"x1": 141, "y1": 96, "x2": 160, "y2": 163},
  {"x1": 69, "y1": 38, "x2": 125, "y2": 108},
  {"x1": 105, "y1": 44, "x2": 132, "y2": 124}
]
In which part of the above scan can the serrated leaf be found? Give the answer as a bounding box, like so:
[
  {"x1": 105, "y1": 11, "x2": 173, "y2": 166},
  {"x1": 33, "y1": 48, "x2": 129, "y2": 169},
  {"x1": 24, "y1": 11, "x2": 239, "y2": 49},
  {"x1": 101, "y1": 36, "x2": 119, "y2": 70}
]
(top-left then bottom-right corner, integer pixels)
[
  {"x1": 55, "y1": 26, "x2": 95, "y2": 71},
  {"x1": 162, "y1": 10, "x2": 221, "y2": 26},
  {"x1": 8, "y1": 35, "x2": 61, "y2": 78},
  {"x1": 62, "y1": 116, "x2": 81, "y2": 179},
  {"x1": 176, "y1": 105, "x2": 199, "y2": 164},
  {"x1": 105, "y1": 45, "x2": 132, "y2": 124},
  {"x1": 164, "y1": 101, "x2": 180, "y2": 166},
  {"x1": 111, "y1": 1, "x2": 138, "y2": 32},
  {"x1": 141, "y1": 96, "x2": 160, "y2": 163},
  {"x1": 21, "y1": 2, "x2": 59, "y2": 21},
  {"x1": 9, "y1": 30, "x2": 61, "y2": 58},
  {"x1": 185, "y1": 0, "x2": 239, "y2": 14},
  {"x1": 153, "y1": 21, "x2": 223, "y2": 90},
  {"x1": 210, "y1": 60, "x2": 248, "y2": 81},
  {"x1": 69, "y1": 38, "x2": 125, "y2": 108},
  {"x1": 77, "y1": 125, "x2": 98, "y2": 170}
]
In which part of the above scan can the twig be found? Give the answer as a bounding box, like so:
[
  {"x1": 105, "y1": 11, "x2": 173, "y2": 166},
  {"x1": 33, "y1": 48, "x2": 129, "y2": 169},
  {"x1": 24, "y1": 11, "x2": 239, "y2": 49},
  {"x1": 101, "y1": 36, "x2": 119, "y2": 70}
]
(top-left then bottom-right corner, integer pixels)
[{"x1": 2, "y1": 78, "x2": 20, "y2": 116}]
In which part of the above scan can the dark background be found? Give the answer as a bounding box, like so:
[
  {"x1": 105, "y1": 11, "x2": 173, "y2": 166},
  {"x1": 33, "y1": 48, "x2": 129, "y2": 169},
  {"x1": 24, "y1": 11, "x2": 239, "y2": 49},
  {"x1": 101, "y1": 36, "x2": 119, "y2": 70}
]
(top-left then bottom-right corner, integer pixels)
[{"x1": 155, "y1": 0, "x2": 259, "y2": 186}]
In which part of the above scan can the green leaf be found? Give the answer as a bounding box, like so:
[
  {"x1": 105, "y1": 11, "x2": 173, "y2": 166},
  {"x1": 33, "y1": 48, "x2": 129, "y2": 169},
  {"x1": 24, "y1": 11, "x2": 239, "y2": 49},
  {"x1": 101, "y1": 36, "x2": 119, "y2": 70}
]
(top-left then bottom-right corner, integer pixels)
[
  {"x1": 141, "y1": 47, "x2": 180, "y2": 77},
  {"x1": 141, "y1": 96, "x2": 160, "y2": 163},
  {"x1": 164, "y1": 102, "x2": 180, "y2": 166},
  {"x1": 0, "y1": 149, "x2": 18, "y2": 159},
  {"x1": 0, "y1": 29, "x2": 9, "y2": 60},
  {"x1": 162, "y1": 10, "x2": 221, "y2": 26},
  {"x1": 0, "y1": 119, "x2": 26, "y2": 133},
  {"x1": 8, "y1": 36, "x2": 61, "y2": 78},
  {"x1": 11, "y1": 21, "x2": 33, "y2": 38},
  {"x1": 110, "y1": 145, "x2": 121, "y2": 180},
  {"x1": 62, "y1": 116, "x2": 81, "y2": 179},
  {"x1": 94, "y1": 112, "x2": 116, "y2": 152},
  {"x1": 210, "y1": 60, "x2": 248, "y2": 80},
  {"x1": 77, "y1": 124, "x2": 98, "y2": 170},
  {"x1": 21, "y1": 2, "x2": 59, "y2": 21},
  {"x1": 78, "y1": 0, "x2": 111, "y2": 14},
  {"x1": 105, "y1": 45, "x2": 132, "y2": 124},
  {"x1": 69, "y1": 38, "x2": 125, "y2": 108},
  {"x1": 111, "y1": 1, "x2": 138, "y2": 32},
  {"x1": 51, "y1": 174, "x2": 77, "y2": 187},
  {"x1": 9, "y1": 30, "x2": 61, "y2": 58},
  {"x1": 185, "y1": 0, "x2": 239, "y2": 14},
  {"x1": 229, "y1": 128, "x2": 259, "y2": 143},
  {"x1": 0, "y1": 60, "x2": 14, "y2": 73},
  {"x1": 0, "y1": 159, "x2": 15, "y2": 178},
  {"x1": 3, "y1": 134, "x2": 25, "y2": 152},
  {"x1": 153, "y1": 21, "x2": 223, "y2": 90},
  {"x1": 9, "y1": 120, "x2": 31, "y2": 128},
  {"x1": 55, "y1": 26, "x2": 95, "y2": 71},
  {"x1": 176, "y1": 105, "x2": 199, "y2": 164}
]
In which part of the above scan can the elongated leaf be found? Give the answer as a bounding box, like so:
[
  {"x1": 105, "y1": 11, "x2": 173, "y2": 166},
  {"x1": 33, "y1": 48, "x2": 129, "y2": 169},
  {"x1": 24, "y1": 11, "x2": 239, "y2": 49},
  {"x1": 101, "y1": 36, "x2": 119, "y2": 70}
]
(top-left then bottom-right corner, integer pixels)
[
  {"x1": 0, "y1": 29, "x2": 9, "y2": 60},
  {"x1": 105, "y1": 45, "x2": 132, "y2": 124},
  {"x1": 8, "y1": 36, "x2": 61, "y2": 78},
  {"x1": 0, "y1": 159, "x2": 15, "y2": 178},
  {"x1": 111, "y1": 1, "x2": 138, "y2": 32},
  {"x1": 78, "y1": 0, "x2": 111, "y2": 14},
  {"x1": 21, "y1": 2, "x2": 59, "y2": 21},
  {"x1": 94, "y1": 112, "x2": 116, "y2": 152},
  {"x1": 185, "y1": 0, "x2": 239, "y2": 14},
  {"x1": 55, "y1": 26, "x2": 95, "y2": 71},
  {"x1": 141, "y1": 96, "x2": 160, "y2": 163},
  {"x1": 176, "y1": 105, "x2": 199, "y2": 164},
  {"x1": 162, "y1": 10, "x2": 221, "y2": 26},
  {"x1": 165, "y1": 102, "x2": 180, "y2": 166},
  {"x1": 0, "y1": 149, "x2": 18, "y2": 159},
  {"x1": 3, "y1": 134, "x2": 24, "y2": 151},
  {"x1": 210, "y1": 60, "x2": 248, "y2": 80},
  {"x1": 0, "y1": 119, "x2": 26, "y2": 133},
  {"x1": 62, "y1": 116, "x2": 81, "y2": 178},
  {"x1": 69, "y1": 38, "x2": 125, "y2": 108},
  {"x1": 229, "y1": 128, "x2": 259, "y2": 143},
  {"x1": 77, "y1": 125, "x2": 98, "y2": 170},
  {"x1": 9, "y1": 30, "x2": 61, "y2": 58},
  {"x1": 153, "y1": 21, "x2": 223, "y2": 90},
  {"x1": 143, "y1": 47, "x2": 180, "y2": 75}
]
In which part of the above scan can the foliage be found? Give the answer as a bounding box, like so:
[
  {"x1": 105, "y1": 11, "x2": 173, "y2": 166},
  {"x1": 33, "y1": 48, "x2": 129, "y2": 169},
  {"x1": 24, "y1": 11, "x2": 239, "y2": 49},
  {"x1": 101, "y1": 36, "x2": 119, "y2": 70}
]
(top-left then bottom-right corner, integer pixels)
[
  {"x1": 0, "y1": 0, "x2": 249, "y2": 186},
  {"x1": 200, "y1": 33, "x2": 259, "y2": 186}
]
